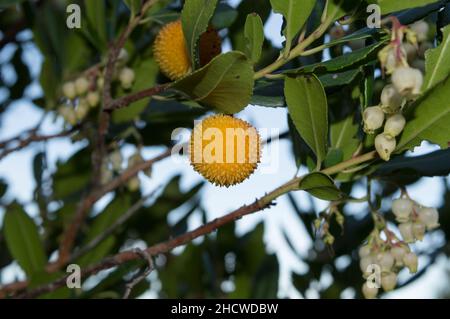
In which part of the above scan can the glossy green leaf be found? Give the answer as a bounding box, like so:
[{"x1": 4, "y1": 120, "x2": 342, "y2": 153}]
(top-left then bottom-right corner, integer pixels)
[
  {"x1": 3, "y1": 204, "x2": 47, "y2": 276},
  {"x1": 423, "y1": 25, "x2": 450, "y2": 91},
  {"x1": 211, "y1": 3, "x2": 238, "y2": 29},
  {"x1": 375, "y1": 0, "x2": 440, "y2": 14},
  {"x1": 299, "y1": 172, "x2": 345, "y2": 201},
  {"x1": 285, "y1": 75, "x2": 328, "y2": 165},
  {"x1": 85, "y1": 0, "x2": 107, "y2": 50},
  {"x1": 330, "y1": 115, "x2": 360, "y2": 162},
  {"x1": 244, "y1": 13, "x2": 264, "y2": 64},
  {"x1": 172, "y1": 51, "x2": 254, "y2": 114},
  {"x1": 397, "y1": 75, "x2": 450, "y2": 151},
  {"x1": 181, "y1": 0, "x2": 219, "y2": 68},
  {"x1": 269, "y1": 0, "x2": 316, "y2": 54}
]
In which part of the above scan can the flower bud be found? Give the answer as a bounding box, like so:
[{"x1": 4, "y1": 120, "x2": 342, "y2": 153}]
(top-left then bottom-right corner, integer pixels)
[
  {"x1": 127, "y1": 177, "x2": 140, "y2": 192},
  {"x1": 403, "y1": 252, "x2": 418, "y2": 273},
  {"x1": 75, "y1": 99, "x2": 89, "y2": 120},
  {"x1": 62, "y1": 82, "x2": 77, "y2": 99},
  {"x1": 59, "y1": 105, "x2": 77, "y2": 126},
  {"x1": 363, "y1": 106, "x2": 385, "y2": 133},
  {"x1": 101, "y1": 164, "x2": 113, "y2": 185},
  {"x1": 384, "y1": 114, "x2": 406, "y2": 138},
  {"x1": 398, "y1": 222, "x2": 415, "y2": 243},
  {"x1": 362, "y1": 282, "x2": 378, "y2": 299},
  {"x1": 380, "y1": 84, "x2": 402, "y2": 113},
  {"x1": 360, "y1": 255, "x2": 375, "y2": 274},
  {"x1": 381, "y1": 272, "x2": 397, "y2": 292},
  {"x1": 418, "y1": 207, "x2": 439, "y2": 230},
  {"x1": 418, "y1": 41, "x2": 433, "y2": 58},
  {"x1": 410, "y1": 20, "x2": 429, "y2": 42},
  {"x1": 128, "y1": 152, "x2": 144, "y2": 167},
  {"x1": 118, "y1": 48, "x2": 129, "y2": 62},
  {"x1": 375, "y1": 133, "x2": 396, "y2": 161},
  {"x1": 359, "y1": 245, "x2": 372, "y2": 258},
  {"x1": 412, "y1": 222, "x2": 426, "y2": 241},
  {"x1": 87, "y1": 91, "x2": 100, "y2": 107},
  {"x1": 377, "y1": 251, "x2": 394, "y2": 272},
  {"x1": 402, "y1": 42, "x2": 417, "y2": 63},
  {"x1": 119, "y1": 67, "x2": 135, "y2": 89},
  {"x1": 75, "y1": 77, "x2": 89, "y2": 95},
  {"x1": 392, "y1": 198, "x2": 413, "y2": 223},
  {"x1": 392, "y1": 66, "x2": 423, "y2": 98},
  {"x1": 391, "y1": 246, "x2": 407, "y2": 264},
  {"x1": 109, "y1": 150, "x2": 123, "y2": 171},
  {"x1": 97, "y1": 77, "x2": 104, "y2": 90}
]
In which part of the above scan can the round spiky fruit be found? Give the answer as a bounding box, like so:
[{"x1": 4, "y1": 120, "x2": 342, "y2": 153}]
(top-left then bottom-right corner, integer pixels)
[
  {"x1": 189, "y1": 114, "x2": 261, "y2": 187},
  {"x1": 153, "y1": 20, "x2": 221, "y2": 80}
]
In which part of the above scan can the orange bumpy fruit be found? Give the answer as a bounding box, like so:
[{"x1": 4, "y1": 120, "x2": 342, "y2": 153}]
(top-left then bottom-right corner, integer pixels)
[
  {"x1": 189, "y1": 115, "x2": 261, "y2": 187},
  {"x1": 153, "y1": 20, "x2": 221, "y2": 80}
]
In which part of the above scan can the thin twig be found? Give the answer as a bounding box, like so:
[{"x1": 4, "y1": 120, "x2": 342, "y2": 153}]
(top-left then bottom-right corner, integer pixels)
[
  {"x1": 70, "y1": 186, "x2": 162, "y2": 262},
  {"x1": 122, "y1": 249, "x2": 154, "y2": 299}
]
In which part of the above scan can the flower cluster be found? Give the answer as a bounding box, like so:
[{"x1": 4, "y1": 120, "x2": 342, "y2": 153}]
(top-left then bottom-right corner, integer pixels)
[
  {"x1": 364, "y1": 19, "x2": 432, "y2": 161},
  {"x1": 359, "y1": 194, "x2": 439, "y2": 299},
  {"x1": 58, "y1": 49, "x2": 135, "y2": 125}
]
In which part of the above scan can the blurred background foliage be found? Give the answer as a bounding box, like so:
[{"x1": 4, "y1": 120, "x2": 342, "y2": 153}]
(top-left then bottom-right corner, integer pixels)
[{"x1": 0, "y1": 0, "x2": 450, "y2": 299}]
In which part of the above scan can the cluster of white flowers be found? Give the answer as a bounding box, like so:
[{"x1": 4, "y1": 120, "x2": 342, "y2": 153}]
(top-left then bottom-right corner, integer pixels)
[
  {"x1": 58, "y1": 49, "x2": 135, "y2": 125},
  {"x1": 364, "y1": 20, "x2": 432, "y2": 161},
  {"x1": 359, "y1": 195, "x2": 439, "y2": 299}
]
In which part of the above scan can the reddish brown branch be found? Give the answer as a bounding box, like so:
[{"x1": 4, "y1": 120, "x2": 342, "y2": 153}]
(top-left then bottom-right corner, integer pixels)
[
  {"x1": 104, "y1": 84, "x2": 171, "y2": 111},
  {"x1": 0, "y1": 128, "x2": 77, "y2": 161},
  {"x1": 15, "y1": 199, "x2": 269, "y2": 299}
]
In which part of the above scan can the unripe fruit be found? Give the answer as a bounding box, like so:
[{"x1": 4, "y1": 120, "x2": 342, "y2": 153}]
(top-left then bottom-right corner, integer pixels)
[
  {"x1": 375, "y1": 133, "x2": 396, "y2": 161},
  {"x1": 381, "y1": 272, "x2": 397, "y2": 291},
  {"x1": 75, "y1": 77, "x2": 89, "y2": 95},
  {"x1": 189, "y1": 115, "x2": 261, "y2": 187},
  {"x1": 391, "y1": 66, "x2": 423, "y2": 98},
  {"x1": 359, "y1": 245, "x2": 371, "y2": 258},
  {"x1": 410, "y1": 20, "x2": 429, "y2": 42},
  {"x1": 363, "y1": 106, "x2": 384, "y2": 133},
  {"x1": 377, "y1": 251, "x2": 395, "y2": 272},
  {"x1": 362, "y1": 282, "x2": 378, "y2": 299},
  {"x1": 62, "y1": 82, "x2": 77, "y2": 99},
  {"x1": 403, "y1": 252, "x2": 418, "y2": 273},
  {"x1": 392, "y1": 198, "x2": 414, "y2": 222},
  {"x1": 153, "y1": 20, "x2": 221, "y2": 80},
  {"x1": 119, "y1": 67, "x2": 135, "y2": 89},
  {"x1": 87, "y1": 91, "x2": 100, "y2": 107},
  {"x1": 412, "y1": 222, "x2": 426, "y2": 241},
  {"x1": 418, "y1": 207, "x2": 439, "y2": 230},
  {"x1": 384, "y1": 113, "x2": 406, "y2": 138},
  {"x1": 380, "y1": 84, "x2": 402, "y2": 113},
  {"x1": 399, "y1": 222, "x2": 415, "y2": 243}
]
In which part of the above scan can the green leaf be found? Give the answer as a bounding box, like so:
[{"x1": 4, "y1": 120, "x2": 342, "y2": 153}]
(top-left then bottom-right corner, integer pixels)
[
  {"x1": 85, "y1": 0, "x2": 107, "y2": 51},
  {"x1": 181, "y1": 0, "x2": 219, "y2": 68},
  {"x1": 325, "y1": 0, "x2": 362, "y2": 21},
  {"x1": 3, "y1": 204, "x2": 47, "y2": 276},
  {"x1": 285, "y1": 41, "x2": 387, "y2": 75},
  {"x1": 269, "y1": 0, "x2": 316, "y2": 54},
  {"x1": 375, "y1": 0, "x2": 440, "y2": 14},
  {"x1": 299, "y1": 172, "x2": 345, "y2": 201},
  {"x1": 330, "y1": 115, "x2": 360, "y2": 162},
  {"x1": 285, "y1": 74, "x2": 328, "y2": 165},
  {"x1": 324, "y1": 148, "x2": 344, "y2": 168},
  {"x1": 374, "y1": 148, "x2": 450, "y2": 179},
  {"x1": 244, "y1": 13, "x2": 264, "y2": 64},
  {"x1": 396, "y1": 75, "x2": 450, "y2": 151},
  {"x1": 423, "y1": 25, "x2": 450, "y2": 91},
  {"x1": 172, "y1": 51, "x2": 254, "y2": 114},
  {"x1": 211, "y1": 3, "x2": 238, "y2": 29}
]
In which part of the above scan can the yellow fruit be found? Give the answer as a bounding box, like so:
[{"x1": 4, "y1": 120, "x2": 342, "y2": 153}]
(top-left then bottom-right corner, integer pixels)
[
  {"x1": 153, "y1": 20, "x2": 221, "y2": 80},
  {"x1": 189, "y1": 115, "x2": 261, "y2": 187}
]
